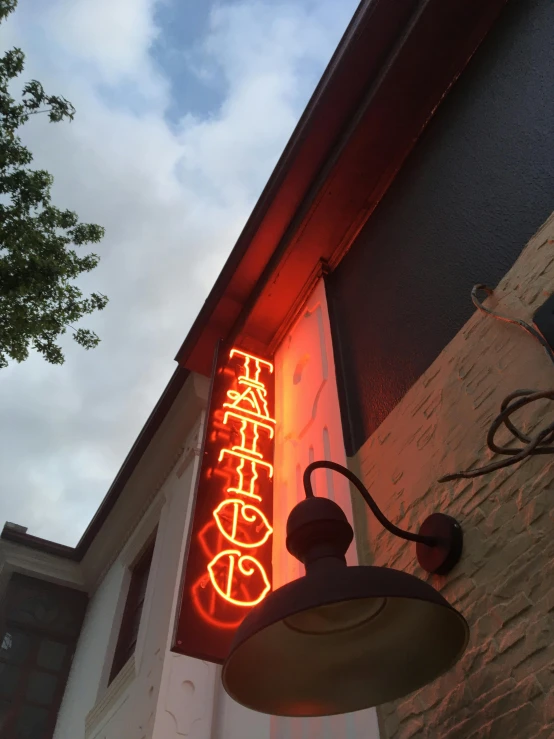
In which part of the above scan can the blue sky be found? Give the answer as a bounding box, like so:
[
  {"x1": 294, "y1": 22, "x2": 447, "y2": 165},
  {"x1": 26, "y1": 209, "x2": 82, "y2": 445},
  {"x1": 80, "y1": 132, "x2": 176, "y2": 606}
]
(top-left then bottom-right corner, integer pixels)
[
  {"x1": 0, "y1": 0, "x2": 358, "y2": 544},
  {"x1": 152, "y1": 0, "x2": 219, "y2": 120}
]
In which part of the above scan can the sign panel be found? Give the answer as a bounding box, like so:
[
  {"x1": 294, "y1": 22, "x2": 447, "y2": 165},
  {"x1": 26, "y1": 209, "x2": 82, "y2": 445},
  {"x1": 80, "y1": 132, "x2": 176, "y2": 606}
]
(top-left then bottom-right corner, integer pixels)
[{"x1": 173, "y1": 344, "x2": 275, "y2": 663}]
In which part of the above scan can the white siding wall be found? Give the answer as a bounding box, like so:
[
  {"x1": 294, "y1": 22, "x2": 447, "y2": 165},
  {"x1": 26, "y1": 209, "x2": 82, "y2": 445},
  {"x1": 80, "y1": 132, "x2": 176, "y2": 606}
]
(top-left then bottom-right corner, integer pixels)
[
  {"x1": 54, "y1": 440, "x2": 200, "y2": 738},
  {"x1": 53, "y1": 405, "x2": 272, "y2": 739},
  {"x1": 151, "y1": 427, "x2": 271, "y2": 739},
  {"x1": 53, "y1": 562, "x2": 127, "y2": 739},
  {"x1": 150, "y1": 449, "x2": 220, "y2": 739}
]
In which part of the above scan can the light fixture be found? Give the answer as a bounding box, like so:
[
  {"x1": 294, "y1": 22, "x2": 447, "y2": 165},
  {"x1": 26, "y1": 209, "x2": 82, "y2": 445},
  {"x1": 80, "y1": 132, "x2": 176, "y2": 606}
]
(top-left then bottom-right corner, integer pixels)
[{"x1": 222, "y1": 460, "x2": 469, "y2": 717}]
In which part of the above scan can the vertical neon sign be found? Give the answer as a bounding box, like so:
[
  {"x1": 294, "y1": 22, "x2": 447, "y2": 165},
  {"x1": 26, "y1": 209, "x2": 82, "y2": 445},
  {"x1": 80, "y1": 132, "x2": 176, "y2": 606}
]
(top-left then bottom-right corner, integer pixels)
[{"x1": 173, "y1": 344, "x2": 275, "y2": 663}]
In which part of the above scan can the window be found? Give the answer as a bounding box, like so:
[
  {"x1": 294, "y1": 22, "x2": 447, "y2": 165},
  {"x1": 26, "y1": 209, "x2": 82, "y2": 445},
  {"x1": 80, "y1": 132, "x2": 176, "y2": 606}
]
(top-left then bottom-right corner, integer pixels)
[
  {"x1": 109, "y1": 536, "x2": 156, "y2": 684},
  {"x1": 0, "y1": 574, "x2": 87, "y2": 739}
]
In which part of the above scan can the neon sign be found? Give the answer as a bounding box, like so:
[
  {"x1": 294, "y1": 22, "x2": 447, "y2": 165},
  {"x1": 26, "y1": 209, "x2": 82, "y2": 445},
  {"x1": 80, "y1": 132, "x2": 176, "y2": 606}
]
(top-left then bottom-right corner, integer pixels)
[
  {"x1": 208, "y1": 550, "x2": 271, "y2": 607},
  {"x1": 173, "y1": 344, "x2": 275, "y2": 663}
]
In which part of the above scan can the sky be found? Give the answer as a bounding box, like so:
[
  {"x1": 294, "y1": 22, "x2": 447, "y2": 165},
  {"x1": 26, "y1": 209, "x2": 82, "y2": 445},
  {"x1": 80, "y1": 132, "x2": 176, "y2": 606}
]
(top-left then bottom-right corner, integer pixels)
[{"x1": 0, "y1": 0, "x2": 359, "y2": 545}]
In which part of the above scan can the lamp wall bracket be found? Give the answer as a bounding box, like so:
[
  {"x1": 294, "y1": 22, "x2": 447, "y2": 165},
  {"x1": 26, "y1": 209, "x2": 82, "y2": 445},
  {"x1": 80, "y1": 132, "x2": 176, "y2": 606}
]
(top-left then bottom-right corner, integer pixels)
[{"x1": 303, "y1": 461, "x2": 463, "y2": 576}]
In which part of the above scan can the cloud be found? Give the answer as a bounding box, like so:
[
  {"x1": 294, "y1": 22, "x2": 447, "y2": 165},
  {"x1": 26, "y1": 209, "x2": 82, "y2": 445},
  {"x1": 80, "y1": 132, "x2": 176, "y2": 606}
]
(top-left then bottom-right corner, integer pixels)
[
  {"x1": 45, "y1": 0, "x2": 159, "y2": 84},
  {"x1": 0, "y1": 0, "x2": 357, "y2": 544}
]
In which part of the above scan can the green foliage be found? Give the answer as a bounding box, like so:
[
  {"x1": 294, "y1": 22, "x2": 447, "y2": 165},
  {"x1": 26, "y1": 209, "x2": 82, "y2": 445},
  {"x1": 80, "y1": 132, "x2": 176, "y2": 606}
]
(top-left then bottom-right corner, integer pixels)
[{"x1": 0, "y1": 0, "x2": 108, "y2": 368}]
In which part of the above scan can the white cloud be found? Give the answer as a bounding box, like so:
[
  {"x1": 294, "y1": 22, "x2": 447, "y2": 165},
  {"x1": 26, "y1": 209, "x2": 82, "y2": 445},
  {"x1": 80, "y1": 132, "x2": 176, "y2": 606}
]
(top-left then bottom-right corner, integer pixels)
[
  {"x1": 0, "y1": 0, "x2": 357, "y2": 544},
  {"x1": 46, "y1": 0, "x2": 161, "y2": 86}
]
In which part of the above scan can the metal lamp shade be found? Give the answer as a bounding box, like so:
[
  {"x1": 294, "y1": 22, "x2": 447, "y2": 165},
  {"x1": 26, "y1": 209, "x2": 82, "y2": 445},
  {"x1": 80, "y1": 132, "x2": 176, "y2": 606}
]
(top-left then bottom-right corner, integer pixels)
[{"x1": 222, "y1": 563, "x2": 469, "y2": 717}]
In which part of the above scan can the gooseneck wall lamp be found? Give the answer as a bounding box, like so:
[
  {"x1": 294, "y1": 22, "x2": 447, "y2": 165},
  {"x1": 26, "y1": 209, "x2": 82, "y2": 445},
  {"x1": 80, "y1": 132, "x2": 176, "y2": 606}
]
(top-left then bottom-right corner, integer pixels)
[{"x1": 222, "y1": 461, "x2": 469, "y2": 718}]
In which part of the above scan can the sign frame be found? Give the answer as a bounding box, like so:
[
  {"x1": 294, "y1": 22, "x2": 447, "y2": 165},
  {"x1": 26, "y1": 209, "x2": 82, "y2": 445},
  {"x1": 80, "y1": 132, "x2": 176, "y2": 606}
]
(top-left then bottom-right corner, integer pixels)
[{"x1": 172, "y1": 341, "x2": 275, "y2": 663}]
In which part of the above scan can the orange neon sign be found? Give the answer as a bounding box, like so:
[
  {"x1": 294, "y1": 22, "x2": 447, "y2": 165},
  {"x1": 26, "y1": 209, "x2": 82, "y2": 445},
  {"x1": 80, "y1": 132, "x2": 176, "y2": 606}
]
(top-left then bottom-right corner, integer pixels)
[
  {"x1": 213, "y1": 498, "x2": 273, "y2": 548},
  {"x1": 206, "y1": 349, "x2": 275, "y2": 608},
  {"x1": 174, "y1": 344, "x2": 275, "y2": 663},
  {"x1": 190, "y1": 518, "x2": 267, "y2": 630},
  {"x1": 208, "y1": 550, "x2": 272, "y2": 607}
]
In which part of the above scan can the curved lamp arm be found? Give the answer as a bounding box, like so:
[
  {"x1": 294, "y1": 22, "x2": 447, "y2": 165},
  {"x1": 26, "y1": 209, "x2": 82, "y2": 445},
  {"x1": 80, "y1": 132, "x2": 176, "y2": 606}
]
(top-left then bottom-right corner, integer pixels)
[
  {"x1": 303, "y1": 461, "x2": 436, "y2": 546},
  {"x1": 303, "y1": 460, "x2": 463, "y2": 575}
]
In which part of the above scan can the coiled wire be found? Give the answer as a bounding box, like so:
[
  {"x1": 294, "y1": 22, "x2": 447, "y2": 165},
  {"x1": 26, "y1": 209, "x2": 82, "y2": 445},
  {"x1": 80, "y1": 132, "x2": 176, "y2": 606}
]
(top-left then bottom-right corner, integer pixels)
[{"x1": 438, "y1": 285, "x2": 554, "y2": 482}]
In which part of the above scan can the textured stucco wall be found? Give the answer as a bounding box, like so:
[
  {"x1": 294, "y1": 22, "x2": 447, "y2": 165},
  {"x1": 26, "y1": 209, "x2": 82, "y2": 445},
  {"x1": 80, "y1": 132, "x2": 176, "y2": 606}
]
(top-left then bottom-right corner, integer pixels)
[{"x1": 352, "y1": 212, "x2": 554, "y2": 739}]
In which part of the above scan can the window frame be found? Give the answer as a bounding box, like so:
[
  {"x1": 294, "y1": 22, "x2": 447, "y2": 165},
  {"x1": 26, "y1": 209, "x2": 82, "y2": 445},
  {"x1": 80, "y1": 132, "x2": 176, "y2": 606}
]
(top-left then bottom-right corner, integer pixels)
[{"x1": 108, "y1": 533, "x2": 156, "y2": 684}]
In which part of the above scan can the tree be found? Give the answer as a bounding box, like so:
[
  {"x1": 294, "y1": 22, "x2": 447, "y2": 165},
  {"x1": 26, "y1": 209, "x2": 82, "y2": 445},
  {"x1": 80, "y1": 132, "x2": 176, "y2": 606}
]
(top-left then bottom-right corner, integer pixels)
[{"x1": 0, "y1": 0, "x2": 108, "y2": 368}]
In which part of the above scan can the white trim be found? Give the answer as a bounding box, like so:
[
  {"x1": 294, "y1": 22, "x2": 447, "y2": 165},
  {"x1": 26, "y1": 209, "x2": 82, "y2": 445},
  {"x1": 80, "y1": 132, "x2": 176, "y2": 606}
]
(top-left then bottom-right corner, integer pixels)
[
  {"x1": 164, "y1": 409, "x2": 205, "y2": 651},
  {"x1": 85, "y1": 654, "x2": 136, "y2": 738},
  {"x1": 80, "y1": 373, "x2": 210, "y2": 591},
  {"x1": 88, "y1": 418, "x2": 204, "y2": 712},
  {"x1": 94, "y1": 563, "x2": 130, "y2": 701},
  {"x1": 0, "y1": 540, "x2": 85, "y2": 610},
  {"x1": 90, "y1": 418, "x2": 203, "y2": 592}
]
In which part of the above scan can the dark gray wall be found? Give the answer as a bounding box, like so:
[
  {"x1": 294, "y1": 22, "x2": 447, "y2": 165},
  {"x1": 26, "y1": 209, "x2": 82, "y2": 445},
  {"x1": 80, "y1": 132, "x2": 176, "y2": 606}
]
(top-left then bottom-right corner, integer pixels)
[{"x1": 328, "y1": 0, "x2": 554, "y2": 456}]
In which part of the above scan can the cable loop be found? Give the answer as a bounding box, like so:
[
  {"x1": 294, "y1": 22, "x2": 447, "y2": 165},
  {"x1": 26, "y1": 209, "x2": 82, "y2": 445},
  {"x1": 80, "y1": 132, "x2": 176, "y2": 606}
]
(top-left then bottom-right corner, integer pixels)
[{"x1": 439, "y1": 287, "x2": 554, "y2": 482}]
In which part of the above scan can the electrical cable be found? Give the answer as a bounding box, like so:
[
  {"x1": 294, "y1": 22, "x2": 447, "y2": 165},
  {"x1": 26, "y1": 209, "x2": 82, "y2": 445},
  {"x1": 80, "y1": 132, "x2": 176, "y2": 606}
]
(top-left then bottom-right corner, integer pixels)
[{"x1": 438, "y1": 285, "x2": 554, "y2": 482}]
